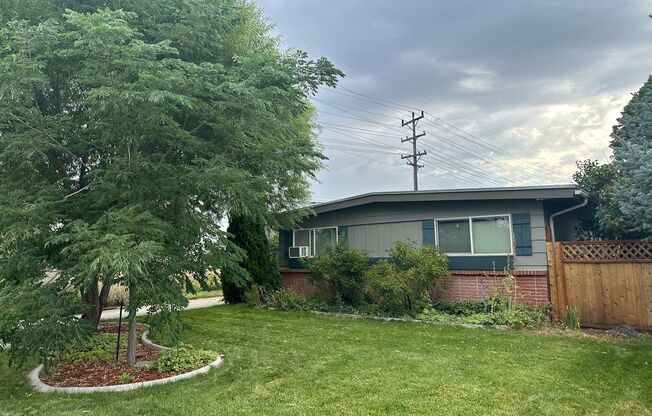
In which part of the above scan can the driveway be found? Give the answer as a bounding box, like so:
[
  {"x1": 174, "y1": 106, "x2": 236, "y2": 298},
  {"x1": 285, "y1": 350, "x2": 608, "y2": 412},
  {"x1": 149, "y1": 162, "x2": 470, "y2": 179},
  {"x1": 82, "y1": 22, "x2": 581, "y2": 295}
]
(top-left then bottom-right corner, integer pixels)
[{"x1": 100, "y1": 296, "x2": 224, "y2": 321}]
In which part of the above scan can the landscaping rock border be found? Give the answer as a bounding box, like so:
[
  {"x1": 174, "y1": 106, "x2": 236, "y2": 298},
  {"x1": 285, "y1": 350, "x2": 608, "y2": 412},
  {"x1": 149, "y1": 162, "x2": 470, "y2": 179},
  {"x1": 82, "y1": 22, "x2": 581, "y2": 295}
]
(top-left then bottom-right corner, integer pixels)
[{"x1": 28, "y1": 327, "x2": 223, "y2": 394}]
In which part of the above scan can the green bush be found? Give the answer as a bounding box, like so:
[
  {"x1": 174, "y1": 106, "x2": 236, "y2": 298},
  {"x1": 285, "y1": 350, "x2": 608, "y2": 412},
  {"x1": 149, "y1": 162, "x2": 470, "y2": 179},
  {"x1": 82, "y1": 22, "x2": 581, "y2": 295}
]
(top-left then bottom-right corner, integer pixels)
[
  {"x1": 302, "y1": 242, "x2": 370, "y2": 306},
  {"x1": 365, "y1": 241, "x2": 448, "y2": 315},
  {"x1": 153, "y1": 344, "x2": 216, "y2": 373},
  {"x1": 364, "y1": 261, "x2": 407, "y2": 316},
  {"x1": 62, "y1": 333, "x2": 126, "y2": 363},
  {"x1": 269, "y1": 289, "x2": 306, "y2": 311},
  {"x1": 244, "y1": 284, "x2": 265, "y2": 307},
  {"x1": 117, "y1": 372, "x2": 136, "y2": 384},
  {"x1": 222, "y1": 215, "x2": 281, "y2": 304}
]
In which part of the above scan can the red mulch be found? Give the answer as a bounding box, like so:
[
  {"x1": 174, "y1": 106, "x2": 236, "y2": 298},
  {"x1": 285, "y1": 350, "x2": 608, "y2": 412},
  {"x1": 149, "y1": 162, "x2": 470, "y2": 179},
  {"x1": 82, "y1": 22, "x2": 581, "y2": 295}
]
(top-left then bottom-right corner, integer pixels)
[
  {"x1": 41, "y1": 326, "x2": 176, "y2": 387},
  {"x1": 98, "y1": 323, "x2": 149, "y2": 335}
]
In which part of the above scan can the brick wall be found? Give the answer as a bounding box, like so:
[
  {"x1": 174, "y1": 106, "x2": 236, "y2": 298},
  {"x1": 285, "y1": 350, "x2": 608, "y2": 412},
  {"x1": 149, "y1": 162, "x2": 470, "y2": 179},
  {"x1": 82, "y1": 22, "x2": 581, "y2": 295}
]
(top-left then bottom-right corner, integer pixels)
[
  {"x1": 432, "y1": 270, "x2": 549, "y2": 306},
  {"x1": 279, "y1": 268, "x2": 321, "y2": 297},
  {"x1": 280, "y1": 268, "x2": 549, "y2": 306}
]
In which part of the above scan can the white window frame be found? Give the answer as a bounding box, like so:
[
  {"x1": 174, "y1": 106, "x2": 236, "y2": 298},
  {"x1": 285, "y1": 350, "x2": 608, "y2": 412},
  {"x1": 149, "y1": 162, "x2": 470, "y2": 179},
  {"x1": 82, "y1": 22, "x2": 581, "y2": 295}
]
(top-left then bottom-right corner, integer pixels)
[
  {"x1": 434, "y1": 214, "x2": 514, "y2": 256},
  {"x1": 292, "y1": 226, "x2": 338, "y2": 257}
]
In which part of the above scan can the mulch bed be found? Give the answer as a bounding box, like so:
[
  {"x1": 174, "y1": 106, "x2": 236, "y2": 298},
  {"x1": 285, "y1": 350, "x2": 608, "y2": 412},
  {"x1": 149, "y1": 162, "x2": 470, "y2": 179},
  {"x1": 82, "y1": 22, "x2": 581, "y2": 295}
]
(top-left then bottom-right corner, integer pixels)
[{"x1": 40, "y1": 325, "x2": 175, "y2": 387}]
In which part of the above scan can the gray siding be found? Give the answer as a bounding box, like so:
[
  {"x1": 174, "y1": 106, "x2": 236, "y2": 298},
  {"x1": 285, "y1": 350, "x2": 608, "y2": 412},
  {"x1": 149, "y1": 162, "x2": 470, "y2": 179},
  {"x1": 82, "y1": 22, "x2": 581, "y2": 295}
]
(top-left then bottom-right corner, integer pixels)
[
  {"x1": 297, "y1": 199, "x2": 548, "y2": 270},
  {"x1": 348, "y1": 221, "x2": 422, "y2": 257}
]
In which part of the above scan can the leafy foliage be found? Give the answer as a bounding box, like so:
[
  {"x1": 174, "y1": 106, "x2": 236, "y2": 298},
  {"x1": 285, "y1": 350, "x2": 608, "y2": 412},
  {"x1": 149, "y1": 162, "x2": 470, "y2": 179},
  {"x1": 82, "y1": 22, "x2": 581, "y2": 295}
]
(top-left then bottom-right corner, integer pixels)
[
  {"x1": 221, "y1": 215, "x2": 280, "y2": 304},
  {"x1": 269, "y1": 288, "x2": 306, "y2": 311},
  {"x1": 117, "y1": 372, "x2": 136, "y2": 384},
  {"x1": 365, "y1": 241, "x2": 448, "y2": 314},
  {"x1": 153, "y1": 344, "x2": 216, "y2": 373},
  {"x1": 611, "y1": 76, "x2": 652, "y2": 239},
  {"x1": 418, "y1": 306, "x2": 549, "y2": 329},
  {"x1": 302, "y1": 242, "x2": 370, "y2": 305},
  {"x1": 61, "y1": 333, "x2": 126, "y2": 364},
  {"x1": 572, "y1": 159, "x2": 639, "y2": 239},
  {"x1": 0, "y1": 283, "x2": 91, "y2": 370},
  {"x1": 0, "y1": 1, "x2": 342, "y2": 365}
]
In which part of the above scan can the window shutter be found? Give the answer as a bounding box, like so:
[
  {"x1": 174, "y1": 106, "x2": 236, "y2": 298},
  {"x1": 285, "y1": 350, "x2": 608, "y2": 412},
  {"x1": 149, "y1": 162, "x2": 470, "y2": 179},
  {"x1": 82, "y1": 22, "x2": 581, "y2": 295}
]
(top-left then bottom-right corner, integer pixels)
[
  {"x1": 512, "y1": 213, "x2": 532, "y2": 256},
  {"x1": 281, "y1": 229, "x2": 292, "y2": 254},
  {"x1": 338, "y1": 226, "x2": 348, "y2": 243},
  {"x1": 422, "y1": 219, "x2": 435, "y2": 245}
]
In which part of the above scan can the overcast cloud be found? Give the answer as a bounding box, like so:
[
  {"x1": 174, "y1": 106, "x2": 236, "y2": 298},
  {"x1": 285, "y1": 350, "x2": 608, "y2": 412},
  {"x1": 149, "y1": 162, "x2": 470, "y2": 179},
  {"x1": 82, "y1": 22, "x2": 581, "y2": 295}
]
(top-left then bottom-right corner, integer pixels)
[{"x1": 257, "y1": 0, "x2": 652, "y2": 201}]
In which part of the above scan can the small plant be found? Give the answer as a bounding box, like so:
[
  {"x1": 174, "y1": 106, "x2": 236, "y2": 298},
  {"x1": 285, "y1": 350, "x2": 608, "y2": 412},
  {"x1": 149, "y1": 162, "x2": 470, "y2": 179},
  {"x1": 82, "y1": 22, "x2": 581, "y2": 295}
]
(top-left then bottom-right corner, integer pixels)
[
  {"x1": 117, "y1": 372, "x2": 136, "y2": 384},
  {"x1": 269, "y1": 289, "x2": 305, "y2": 311},
  {"x1": 153, "y1": 344, "x2": 216, "y2": 373},
  {"x1": 564, "y1": 305, "x2": 581, "y2": 330}
]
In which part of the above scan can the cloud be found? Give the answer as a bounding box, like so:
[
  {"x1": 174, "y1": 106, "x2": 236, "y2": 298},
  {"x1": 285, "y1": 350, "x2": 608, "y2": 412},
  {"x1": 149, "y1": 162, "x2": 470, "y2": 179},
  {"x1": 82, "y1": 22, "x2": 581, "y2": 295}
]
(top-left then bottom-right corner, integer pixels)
[{"x1": 256, "y1": 0, "x2": 652, "y2": 199}]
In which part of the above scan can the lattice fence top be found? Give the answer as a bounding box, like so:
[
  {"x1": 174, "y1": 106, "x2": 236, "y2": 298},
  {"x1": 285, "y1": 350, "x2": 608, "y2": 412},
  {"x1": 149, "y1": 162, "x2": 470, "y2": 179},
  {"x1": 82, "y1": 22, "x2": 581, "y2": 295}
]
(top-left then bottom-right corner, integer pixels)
[{"x1": 562, "y1": 241, "x2": 652, "y2": 262}]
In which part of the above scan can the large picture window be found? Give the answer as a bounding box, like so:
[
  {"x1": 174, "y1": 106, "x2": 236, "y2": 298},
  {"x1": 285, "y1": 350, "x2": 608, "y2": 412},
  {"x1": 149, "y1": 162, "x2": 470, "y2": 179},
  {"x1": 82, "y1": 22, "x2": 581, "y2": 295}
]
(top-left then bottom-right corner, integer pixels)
[
  {"x1": 436, "y1": 215, "x2": 512, "y2": 255},
  {"x1": 293, "y1": 227, "x2": 337, "y2": 257}
]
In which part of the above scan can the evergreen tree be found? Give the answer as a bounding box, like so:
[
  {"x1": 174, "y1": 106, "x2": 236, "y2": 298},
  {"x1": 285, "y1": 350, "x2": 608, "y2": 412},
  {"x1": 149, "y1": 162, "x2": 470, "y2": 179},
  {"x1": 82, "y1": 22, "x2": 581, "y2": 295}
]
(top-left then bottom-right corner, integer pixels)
[
  {"x1": 222, "y1": 215, "x2": 281, "y2": 303},
  {"x1": 0, "y1": 1, "x2": 342, "y2": 366},
  {"x1": 611, "y1": 76, "x2": 652, "y2": 239}
]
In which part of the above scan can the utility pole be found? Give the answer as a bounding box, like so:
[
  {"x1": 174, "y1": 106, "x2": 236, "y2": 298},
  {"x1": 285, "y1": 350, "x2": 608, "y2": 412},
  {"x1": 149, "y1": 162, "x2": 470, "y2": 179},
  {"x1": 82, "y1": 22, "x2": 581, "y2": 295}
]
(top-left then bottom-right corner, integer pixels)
[{"x1": 401, "y1": 111, "x2": 427, "y2": 191}]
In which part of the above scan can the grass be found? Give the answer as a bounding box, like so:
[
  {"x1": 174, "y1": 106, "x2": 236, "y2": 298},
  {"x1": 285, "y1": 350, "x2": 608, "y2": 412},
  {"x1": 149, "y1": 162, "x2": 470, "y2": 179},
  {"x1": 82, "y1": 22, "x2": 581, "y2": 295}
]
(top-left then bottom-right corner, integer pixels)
[
  {"x1": 184, "y1": 289, "x2": 222, "y2": 300},
  {"x1": 1, "y1": 305, "x2": 651, "y2": 416}
]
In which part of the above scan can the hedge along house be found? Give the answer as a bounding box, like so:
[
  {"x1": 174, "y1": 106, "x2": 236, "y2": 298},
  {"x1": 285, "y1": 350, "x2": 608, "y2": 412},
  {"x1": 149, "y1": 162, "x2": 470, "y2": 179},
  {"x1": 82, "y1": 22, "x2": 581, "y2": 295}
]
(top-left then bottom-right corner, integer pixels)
[{"x1": 278, "y1": 185, "x2": 592, "y2": 305}]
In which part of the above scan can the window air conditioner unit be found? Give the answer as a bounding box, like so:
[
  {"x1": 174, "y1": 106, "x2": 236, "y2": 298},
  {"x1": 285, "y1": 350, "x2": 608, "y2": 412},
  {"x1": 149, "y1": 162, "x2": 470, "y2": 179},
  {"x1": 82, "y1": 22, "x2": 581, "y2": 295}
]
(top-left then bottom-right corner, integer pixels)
[{"x1": 289, "y1": 246, "x2": 309, "y2": 258}]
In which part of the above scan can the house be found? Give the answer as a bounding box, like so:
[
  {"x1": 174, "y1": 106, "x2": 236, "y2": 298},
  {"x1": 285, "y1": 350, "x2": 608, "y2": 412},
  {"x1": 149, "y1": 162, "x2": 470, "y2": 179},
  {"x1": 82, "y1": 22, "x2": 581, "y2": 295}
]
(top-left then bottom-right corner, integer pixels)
[{"x1": 278, "y1": 184, "x2": 592, "y2": 305}]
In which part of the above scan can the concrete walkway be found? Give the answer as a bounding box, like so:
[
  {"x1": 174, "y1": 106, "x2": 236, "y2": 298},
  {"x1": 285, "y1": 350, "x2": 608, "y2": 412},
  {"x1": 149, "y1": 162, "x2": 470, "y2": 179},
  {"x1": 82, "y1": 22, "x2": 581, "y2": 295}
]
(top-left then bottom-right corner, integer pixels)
[{"x1": 100, "y1": 296, "x2": 224, "y2": 321}]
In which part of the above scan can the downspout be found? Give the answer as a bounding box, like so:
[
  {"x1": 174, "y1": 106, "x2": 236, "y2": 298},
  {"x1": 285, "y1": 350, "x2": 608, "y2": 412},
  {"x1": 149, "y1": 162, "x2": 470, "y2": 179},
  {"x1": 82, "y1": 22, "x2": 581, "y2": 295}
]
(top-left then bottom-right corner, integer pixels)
[{"x1": 549, "y1": 190, "x2": 589, "y2": 242}]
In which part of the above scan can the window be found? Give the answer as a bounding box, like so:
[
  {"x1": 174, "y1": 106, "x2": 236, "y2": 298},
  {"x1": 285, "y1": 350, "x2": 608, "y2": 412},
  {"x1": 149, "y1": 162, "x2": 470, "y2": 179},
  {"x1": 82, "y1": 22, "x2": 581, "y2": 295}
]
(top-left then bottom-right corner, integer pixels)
[
  {"x1": 292, "y1": 227, "x2": 337, "y2": 257},
  {"x1": 437, "y1": 219, "x2": 471, "y2": 253},
  {"x1": 436, "y1": 215, "x2": 512, "y2": 255}
]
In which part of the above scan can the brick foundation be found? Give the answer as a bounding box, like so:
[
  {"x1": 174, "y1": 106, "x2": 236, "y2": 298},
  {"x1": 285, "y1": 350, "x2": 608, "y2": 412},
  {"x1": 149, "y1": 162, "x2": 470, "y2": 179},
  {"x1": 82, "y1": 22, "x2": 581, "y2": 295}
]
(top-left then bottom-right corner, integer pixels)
[
  {"x1": 279, "y1": 268, "x2": 322, "y2": 297},
  {"x1": 280, "y1": 268, "x2": 550, "y2": 306},
  {"x1": 432, "y1": 270, "x2": 550, "y2": 306}
]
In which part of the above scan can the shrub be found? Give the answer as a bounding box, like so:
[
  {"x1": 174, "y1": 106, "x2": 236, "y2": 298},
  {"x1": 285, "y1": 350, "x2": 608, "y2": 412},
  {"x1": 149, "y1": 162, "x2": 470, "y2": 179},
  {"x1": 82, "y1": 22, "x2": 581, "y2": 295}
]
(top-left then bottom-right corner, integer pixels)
[
  {"x1": 365, "y1": 241, "x2": 448, "y2": 315},
  {"x1": 117, "y1": 372, "x2": 136, "y2": 384},
  {"x1": 153, "y1": 344, "x2": 216, "y2": 373},
  {"x1": 222, "y1": 215, "x2": 281, "y2": 304},
  {"x1": 565, "y1": 305, "x2": 581, "y2": 330},
  {"x1": 62, "y1": 333, "x2": 126, "y2": 363},
  {"x1": 303, "y1": 242, "x2": 369, "y2": 306},
  {"x1": 244, "y1": 284, "x2": 265, "y2": 307},
  {"x1": 269, "y1": 289, "x2": 306, "y2": 311}
]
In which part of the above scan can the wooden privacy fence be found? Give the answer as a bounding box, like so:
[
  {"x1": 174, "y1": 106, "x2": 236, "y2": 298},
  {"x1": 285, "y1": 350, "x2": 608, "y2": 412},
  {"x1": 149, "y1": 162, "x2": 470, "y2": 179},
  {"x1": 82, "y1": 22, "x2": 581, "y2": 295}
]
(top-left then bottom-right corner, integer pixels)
[{"x1": 547, "y1": 241, "x2": 652, "y2": 330}]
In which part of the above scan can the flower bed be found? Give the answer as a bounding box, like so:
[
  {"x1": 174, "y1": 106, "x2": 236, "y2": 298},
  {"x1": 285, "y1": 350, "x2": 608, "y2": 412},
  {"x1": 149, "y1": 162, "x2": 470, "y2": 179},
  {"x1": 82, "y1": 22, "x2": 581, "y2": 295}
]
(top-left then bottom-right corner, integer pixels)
[{"x1": 33, "y1": 323, "x2": 221, "y2": 391}]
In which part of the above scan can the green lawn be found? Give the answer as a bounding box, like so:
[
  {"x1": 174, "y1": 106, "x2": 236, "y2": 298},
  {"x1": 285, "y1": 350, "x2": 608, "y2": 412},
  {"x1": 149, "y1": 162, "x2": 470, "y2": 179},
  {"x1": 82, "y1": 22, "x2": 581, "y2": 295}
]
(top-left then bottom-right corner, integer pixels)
[
  {"x1": 1, "y1": 306, "x2": 651, "y2": 416},
  {"x1": 184, "y1": 289, "x2": 222, "y2": 300}
]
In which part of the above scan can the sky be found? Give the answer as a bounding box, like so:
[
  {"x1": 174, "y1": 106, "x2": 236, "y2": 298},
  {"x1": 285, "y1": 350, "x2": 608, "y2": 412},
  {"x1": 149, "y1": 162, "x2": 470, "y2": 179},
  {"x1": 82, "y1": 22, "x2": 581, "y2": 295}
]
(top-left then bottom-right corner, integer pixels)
[{"x1": 256, "y1": 0, "x2": 652, "y2": 202}]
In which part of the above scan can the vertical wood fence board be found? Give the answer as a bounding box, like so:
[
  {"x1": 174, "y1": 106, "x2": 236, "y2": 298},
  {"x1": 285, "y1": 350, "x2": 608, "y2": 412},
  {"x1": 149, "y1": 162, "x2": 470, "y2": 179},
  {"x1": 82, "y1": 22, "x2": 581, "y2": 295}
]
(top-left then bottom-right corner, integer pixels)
[{"x1": 547, "y1": 241, "x2": 652, "y2": 329}]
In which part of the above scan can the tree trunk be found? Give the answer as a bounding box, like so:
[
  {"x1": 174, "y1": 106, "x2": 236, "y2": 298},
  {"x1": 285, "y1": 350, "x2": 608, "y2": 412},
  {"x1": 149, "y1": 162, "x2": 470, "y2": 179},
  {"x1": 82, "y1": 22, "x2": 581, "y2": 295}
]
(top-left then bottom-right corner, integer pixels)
[
  {"x1": 81, "y1": 279, "x2": 110, "y2": 329},
  {"x1": 126, "y1": 283, "x2": 138, "y2": 366}
]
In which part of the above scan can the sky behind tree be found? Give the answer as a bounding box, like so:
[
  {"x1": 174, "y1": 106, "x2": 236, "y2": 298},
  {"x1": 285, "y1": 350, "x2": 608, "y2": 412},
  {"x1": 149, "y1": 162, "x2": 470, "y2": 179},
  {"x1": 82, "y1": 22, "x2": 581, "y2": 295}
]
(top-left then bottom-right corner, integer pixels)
[{"x1": 257, "y1": 0, "x2": 652, "y2": 202}]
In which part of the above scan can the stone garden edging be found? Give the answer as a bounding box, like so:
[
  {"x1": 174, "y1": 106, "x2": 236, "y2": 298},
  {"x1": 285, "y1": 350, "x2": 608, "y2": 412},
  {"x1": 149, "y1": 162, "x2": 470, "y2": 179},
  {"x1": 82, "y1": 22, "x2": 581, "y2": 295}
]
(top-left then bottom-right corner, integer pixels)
[{"x1": 28, "y1": 326, "x2": 223, "y2": 394}]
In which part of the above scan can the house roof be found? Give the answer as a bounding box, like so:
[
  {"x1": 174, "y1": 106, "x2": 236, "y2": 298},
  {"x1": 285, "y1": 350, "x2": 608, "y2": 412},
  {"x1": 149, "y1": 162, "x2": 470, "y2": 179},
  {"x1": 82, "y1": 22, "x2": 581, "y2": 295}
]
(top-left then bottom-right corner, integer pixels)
[{"x1": 311, "y1": 184, "x2": 589, "y2": 214}]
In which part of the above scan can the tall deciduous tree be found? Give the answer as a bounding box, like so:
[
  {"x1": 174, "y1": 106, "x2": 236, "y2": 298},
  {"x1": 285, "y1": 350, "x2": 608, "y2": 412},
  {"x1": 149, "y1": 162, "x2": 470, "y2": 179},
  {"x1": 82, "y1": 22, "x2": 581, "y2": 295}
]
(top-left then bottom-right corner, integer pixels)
[
  {"x1": 0, "y1": 1, "x2": 342, "y2": 366},
  {"x1": 611, "y1": 76, "x2": 652, "y2": 239}
]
